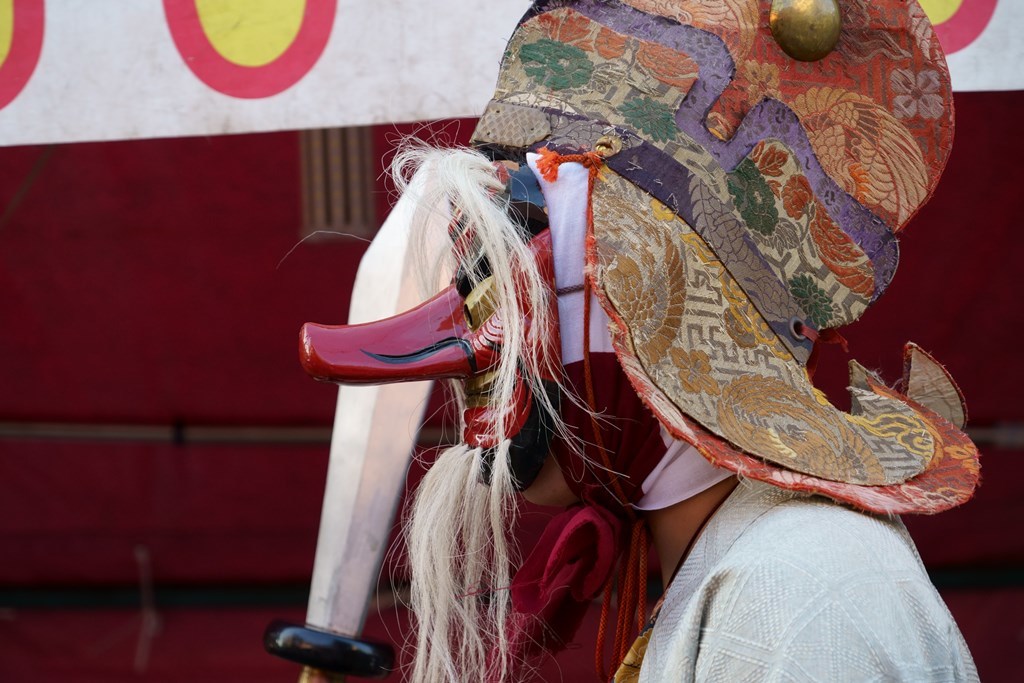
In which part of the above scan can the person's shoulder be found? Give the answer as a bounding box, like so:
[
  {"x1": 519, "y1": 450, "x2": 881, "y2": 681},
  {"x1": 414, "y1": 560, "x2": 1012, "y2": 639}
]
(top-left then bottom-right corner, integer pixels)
[
  {"x1": 643, "y1": 485, "x2": 978, "y2": 682},
  {"x1": 674, "y1": 489, "x2": 978, "y2": 682},
  {"x1": 719, "y1": 489, "x2": 922, "y2": 581}
]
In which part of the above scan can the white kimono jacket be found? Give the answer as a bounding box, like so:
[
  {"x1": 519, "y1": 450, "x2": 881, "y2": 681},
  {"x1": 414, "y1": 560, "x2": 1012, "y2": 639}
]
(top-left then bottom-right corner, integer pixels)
[{"x1": 637, "y1": 481, "x2": 978, "y2": 682}]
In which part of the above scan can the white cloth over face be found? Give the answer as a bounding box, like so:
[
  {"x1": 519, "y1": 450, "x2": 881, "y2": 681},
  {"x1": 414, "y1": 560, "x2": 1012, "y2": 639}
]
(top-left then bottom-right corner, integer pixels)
[
  {"x1": 633, "y1": 436, "x2": 731, "y2": 511},
  {"x1": 526, "y1": 153, "x2": 731, "y2": 510},
  {"x1": 525, "y1": 154, "x2": 612, "y2": 365},
  {"x1": 638, "y1": 481, "x2": 978, "y2": 683}
]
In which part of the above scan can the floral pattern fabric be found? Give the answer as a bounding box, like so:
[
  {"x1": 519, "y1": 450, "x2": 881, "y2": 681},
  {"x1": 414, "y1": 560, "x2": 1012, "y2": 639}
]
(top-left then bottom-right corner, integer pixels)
[
  {"x1": 592, "y1": 169, "x2": 939, "y2": 488},
  {"x1": 470, "y1": 0, "x2": 978, "y2": 512}
]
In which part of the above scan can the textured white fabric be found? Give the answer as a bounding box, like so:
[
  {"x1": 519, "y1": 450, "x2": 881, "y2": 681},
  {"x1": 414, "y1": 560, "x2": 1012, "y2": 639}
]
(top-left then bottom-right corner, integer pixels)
[
  {"x1": 525, "y1": 155, "x2": 613, "y2": 365},
  {"x1": 635, "y1": 437, "x2": 733, "y2": 511},
  {"x1": 639, "y1": 481, "x2": 978, "y2": 683}
]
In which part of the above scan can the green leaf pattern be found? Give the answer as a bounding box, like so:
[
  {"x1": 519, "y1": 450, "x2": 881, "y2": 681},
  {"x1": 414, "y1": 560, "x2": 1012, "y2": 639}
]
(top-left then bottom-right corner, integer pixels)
[
  {"x1": 619, "y1": 97, "x2": 679, "y2": 143},
  {"x1": 727, "y1": 159, "x2": 779, "y2": 237},
  {"x1": 520, "y1": 39, "x2": 594, "y2": 91},
  {"x1": 789, "y1": 274, "x2": 836, "y2": 328}
]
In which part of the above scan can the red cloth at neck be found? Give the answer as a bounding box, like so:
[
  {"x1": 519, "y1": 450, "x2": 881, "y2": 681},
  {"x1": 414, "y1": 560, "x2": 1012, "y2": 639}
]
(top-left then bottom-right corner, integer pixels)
[
  {"x1": 507, "y1": 353, "x2": 669, "y2": 659},
  {"x1": 509, "y1": 504, "x2": 622, "y2": 657}
]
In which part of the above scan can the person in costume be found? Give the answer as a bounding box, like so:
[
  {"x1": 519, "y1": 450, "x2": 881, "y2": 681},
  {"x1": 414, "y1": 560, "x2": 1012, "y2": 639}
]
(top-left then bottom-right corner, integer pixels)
[{"x1": 299, "y1": 0, "x2": 981, "y2": 680}]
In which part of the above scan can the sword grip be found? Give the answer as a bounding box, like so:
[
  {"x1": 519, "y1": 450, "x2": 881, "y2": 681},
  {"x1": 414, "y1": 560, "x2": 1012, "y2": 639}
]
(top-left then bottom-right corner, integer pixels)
[
  {"x1": 263, "y1": 620, "x2": 394, "y2": 679},
  {"x1": 299, "y1": 665, "x2": 346, "y2": 683}
]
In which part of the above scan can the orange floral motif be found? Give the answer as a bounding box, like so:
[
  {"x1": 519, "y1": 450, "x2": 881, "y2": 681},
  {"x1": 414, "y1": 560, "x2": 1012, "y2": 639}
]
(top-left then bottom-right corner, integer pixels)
[
  {"x1": 751, "y1": 141, "x2": 788, "y2": 177},
  {"x1": 637, "y1": 42, "x2": 698, "y2": 91},
  {"x1": 595, "y1": 26, "x2": 628, "y2": 59},
  {"x1": 809, "y1": 200, "x2": 875, "y2": 298},
  {"x1": 742, "y1": 60, "x2": 779, "y2": 103},
  {"x1": 537, "y1": 11, "x2": 594, "y2": 50},
  {"x1": 782, "y1": 174, "x2": 813, "y2": 220},
  {"x1": 670, "y1": 348, "x2": 721, "y2": 396}
]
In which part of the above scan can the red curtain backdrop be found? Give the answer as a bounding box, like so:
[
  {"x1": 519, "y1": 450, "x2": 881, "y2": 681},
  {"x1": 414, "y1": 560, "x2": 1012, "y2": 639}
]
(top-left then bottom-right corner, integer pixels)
[{"x1": 0, "y1": 93, "x2": 1020, "y2": 681}]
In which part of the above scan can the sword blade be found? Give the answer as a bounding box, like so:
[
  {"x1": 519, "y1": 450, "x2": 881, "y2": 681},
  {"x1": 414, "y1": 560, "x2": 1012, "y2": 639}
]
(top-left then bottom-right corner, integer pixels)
[{"x1": 305, "y1": 179, "x2": 448, "y2": 637}]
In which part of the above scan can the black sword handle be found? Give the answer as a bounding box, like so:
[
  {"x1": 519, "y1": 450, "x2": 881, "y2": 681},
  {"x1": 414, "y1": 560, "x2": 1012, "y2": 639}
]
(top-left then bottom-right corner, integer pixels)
[{"x1": 263, "y1": 620, "x2": 394, "y2": 679}]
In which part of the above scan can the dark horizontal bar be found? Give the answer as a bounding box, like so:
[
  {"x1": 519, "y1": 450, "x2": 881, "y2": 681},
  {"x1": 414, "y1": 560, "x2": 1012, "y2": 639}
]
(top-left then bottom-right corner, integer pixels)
[
  {"x1": 0, "y1": 420, "x2": 1020, "y2": 449},
  {"x1": 0, "y1": 422, "x2": 329, "y2": 445},
  {"x1": 0, "y1": 421, "x2": 449, "y2": 448},
  {"x1": 2, "y1": 568, "x2": 1021, "y2": 610},
  {"x1": 927, "y1": 567, "x2": 1024, "y2": 590},
  {"x1": 0, "y1": 584, "x2": 311, "y2": 609},
  {"x1": 965, "y1": 424, "x2": 1024, "y2": 450}
]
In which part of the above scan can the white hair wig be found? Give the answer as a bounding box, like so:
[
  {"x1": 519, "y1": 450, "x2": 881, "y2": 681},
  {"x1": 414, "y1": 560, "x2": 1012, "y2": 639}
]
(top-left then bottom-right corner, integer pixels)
[{"x1": 394, "y1": 143, "x2": 565, "y2": 683}]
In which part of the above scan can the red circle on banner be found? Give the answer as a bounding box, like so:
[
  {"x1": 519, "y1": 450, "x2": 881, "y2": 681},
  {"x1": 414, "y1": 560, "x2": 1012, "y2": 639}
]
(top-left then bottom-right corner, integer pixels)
[
  {"x1": 933, "y1": 0, "x2": 999, "y2": 55},
  {"x1": 0, "y1": 0, "x2": 45, "y2": 111},
  {"x1": 163, "y1": 0, "x2": 336, "y2": 99}
]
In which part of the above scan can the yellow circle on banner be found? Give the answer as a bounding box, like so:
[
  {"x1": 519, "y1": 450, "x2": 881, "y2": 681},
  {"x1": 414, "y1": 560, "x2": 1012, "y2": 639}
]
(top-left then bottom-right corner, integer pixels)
[
  {"x1": 195, "y1": 0, "x2": 306, "y2": 67},
  {"x1": 919, "y1": 0, "x2": 965, "y2": 25},
  {"x1": 0, "y1": 0, "x2": 13, "y2": 66}
]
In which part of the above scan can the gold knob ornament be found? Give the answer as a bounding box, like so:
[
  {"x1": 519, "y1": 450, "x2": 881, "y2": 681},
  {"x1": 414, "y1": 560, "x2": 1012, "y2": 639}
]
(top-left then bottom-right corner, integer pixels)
[
  {"x1": 594, "y1": 133, "x2": 623, "y2": 158},
  {"x1": 769, "y1": 0, "x2": 842, "y2": 62}
]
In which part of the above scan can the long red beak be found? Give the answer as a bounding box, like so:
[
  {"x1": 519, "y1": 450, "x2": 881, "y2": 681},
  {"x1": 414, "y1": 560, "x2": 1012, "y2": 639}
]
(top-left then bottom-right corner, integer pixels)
[{"x1": 300, "y1": 285, "x2": 477, "y2": 384}]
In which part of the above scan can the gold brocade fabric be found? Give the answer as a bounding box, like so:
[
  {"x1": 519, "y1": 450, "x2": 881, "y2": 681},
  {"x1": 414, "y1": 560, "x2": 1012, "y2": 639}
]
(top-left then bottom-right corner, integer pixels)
[
  {"x1": 488, "y1": 5, "x2": 930, "y2": 328},
  {"x1": 592, "y1": 169, "x2": 933, "y2": 485},
  {"x1": 610, "y1": 585, "x2": 675, "y2": 679},
  {"x1": 470, "y1": 0, "x2": 980, "y2": 513},
  {"x1": 612, "y1": 594, "x2": 667, "y2": 683},
  {"x1": 613, "y1": 625, "x2": 653, "y2": 683}
]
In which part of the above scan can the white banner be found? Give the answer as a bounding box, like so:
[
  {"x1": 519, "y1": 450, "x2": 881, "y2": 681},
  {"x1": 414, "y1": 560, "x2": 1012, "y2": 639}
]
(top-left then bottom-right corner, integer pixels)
[
  {"x1": 926, "y1": 0, "x2": 1024, "y2": 92},
  {"x1": 0, "y1": 0, "x2": 531, "y2": 147},
  {"x1": 0, "y1": 0, "x2": 1017, "y2": 148}
]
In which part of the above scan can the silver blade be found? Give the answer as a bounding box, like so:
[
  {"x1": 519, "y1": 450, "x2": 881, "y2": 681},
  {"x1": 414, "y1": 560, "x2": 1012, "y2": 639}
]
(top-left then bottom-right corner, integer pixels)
[{"x1": 304, "y1": 180, "x2": 448, "y2": 636}]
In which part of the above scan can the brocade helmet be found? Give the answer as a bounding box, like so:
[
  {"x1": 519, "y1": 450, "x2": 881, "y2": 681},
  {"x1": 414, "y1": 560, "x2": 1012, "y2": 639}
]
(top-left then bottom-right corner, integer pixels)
[{"x1": 469, "y1": 0, "x2": 979, "y2": 513}]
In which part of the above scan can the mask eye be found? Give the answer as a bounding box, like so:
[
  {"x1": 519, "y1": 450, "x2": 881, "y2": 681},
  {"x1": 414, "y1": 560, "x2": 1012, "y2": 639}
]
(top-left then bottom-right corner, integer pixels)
[{"x1": 463, "y1": 275, "x2": 499, "y2": 330}]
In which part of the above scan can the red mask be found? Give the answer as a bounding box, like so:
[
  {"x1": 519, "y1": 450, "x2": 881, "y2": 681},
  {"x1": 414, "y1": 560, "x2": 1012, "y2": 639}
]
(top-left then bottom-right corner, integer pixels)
[{"x1": 299, "y1": 170, "x2": 562, "y2": 489}]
